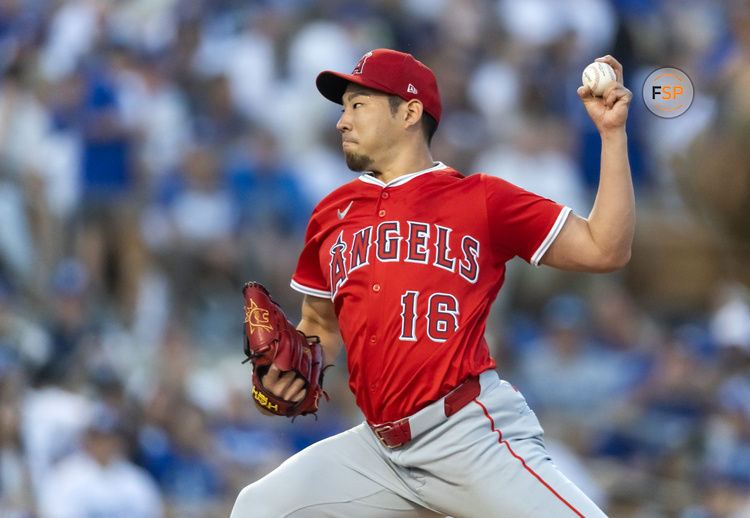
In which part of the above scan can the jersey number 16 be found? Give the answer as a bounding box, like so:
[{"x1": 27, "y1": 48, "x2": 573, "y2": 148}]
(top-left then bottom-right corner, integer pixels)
[{"x1": 399, "y1": 291, "x2": 460, "y2": 343}]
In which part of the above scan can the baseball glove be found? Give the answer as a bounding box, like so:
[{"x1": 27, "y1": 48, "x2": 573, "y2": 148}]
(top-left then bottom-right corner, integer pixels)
[{"x1": 242, "y1": 282, "x2": 326, "y2": 418}]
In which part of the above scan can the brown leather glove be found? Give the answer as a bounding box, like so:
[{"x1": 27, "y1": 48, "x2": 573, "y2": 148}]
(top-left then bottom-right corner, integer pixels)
[{"x1": 242, "y1": 282, "x2": 326, "y2": 417}]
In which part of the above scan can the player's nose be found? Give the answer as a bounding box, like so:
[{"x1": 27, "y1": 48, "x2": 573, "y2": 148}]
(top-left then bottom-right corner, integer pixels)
[{"x1": 336, "y1": 111, "x2": 351, "y2": 133}]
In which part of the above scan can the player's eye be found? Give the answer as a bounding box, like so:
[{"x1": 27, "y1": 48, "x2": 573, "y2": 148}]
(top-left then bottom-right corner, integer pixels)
[{"x1": 352, "y1": 102, "x2": 363, "y2": 109}]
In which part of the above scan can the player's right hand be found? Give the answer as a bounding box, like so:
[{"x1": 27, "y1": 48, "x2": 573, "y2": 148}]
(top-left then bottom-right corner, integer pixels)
[
  {"x1": 256, "y1": 364, "x2": 307, "y2": 416},
  {"x1": 577, "y1": 55, "x2": 632, "y2": 134}
]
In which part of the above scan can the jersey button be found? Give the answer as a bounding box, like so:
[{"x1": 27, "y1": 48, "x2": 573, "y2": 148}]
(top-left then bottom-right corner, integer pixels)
[
  {"x1": 378, "y1": 209, "x2": 386, "y2": 217},
  {"x1": 372, "y1": 283, "x2": 381, "y2": 292},
  {"x1": 370, "y1": 335, "x2": 376, "y2": 343},
  {"x1": 381, "y1": 191, "x2": 389, "y2": 199}
]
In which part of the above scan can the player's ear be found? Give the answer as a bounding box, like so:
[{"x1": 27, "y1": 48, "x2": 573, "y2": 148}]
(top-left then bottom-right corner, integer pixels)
[{"x1": 403, "y1": 99, "x2": 424, "y2": 129}]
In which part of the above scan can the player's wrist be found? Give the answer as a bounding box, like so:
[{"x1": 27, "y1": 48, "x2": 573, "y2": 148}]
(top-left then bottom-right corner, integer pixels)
[{"x1": 599, "y1": 126, "x2": 628, "y2": 144}]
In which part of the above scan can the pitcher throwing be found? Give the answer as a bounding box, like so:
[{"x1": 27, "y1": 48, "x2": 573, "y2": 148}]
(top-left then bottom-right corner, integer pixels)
[{"x1": 232, "y1": 48, "x2": 633, "y2": 517}]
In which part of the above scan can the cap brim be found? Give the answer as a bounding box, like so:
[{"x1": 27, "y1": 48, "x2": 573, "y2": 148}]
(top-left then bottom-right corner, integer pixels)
[
  {"x1": 317, "y1": 71, "x2": 395, "y2": 105},
  {"x1": 316, "y1": 71, "x2": 360, "y2": 105}
]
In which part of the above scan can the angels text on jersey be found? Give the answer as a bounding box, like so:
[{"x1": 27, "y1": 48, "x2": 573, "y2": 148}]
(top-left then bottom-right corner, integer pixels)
[{"x1": 328, "y1": 219, "x2": 480, "y2": 300}]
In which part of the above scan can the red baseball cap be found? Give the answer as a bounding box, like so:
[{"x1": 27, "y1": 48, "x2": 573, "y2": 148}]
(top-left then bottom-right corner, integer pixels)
[{"x1": 316, "y1": 49, "x2": 442, "y2": 123}]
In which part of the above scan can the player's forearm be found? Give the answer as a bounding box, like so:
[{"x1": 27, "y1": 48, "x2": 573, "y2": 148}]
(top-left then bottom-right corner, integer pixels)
[
  {"x1": 586, "y1": 128, "x2": 635, "y2": 269},
  {"x1": 297, "y1": 295, "x2": 344, "y2": 366},
  {"x1": 297, "y1": 318, "x2": 343, "y2": 367}
]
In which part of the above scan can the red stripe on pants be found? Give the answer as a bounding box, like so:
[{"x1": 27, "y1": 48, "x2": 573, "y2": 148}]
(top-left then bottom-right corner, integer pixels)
[{"x1": 472, "y1": 399, "x2": 586, "y2": 518}]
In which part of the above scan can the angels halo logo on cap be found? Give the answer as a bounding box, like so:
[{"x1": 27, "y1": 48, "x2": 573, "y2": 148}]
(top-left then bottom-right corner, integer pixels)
[{"x1": 352, "y1": 52, "x2": 373, "y2": 75}]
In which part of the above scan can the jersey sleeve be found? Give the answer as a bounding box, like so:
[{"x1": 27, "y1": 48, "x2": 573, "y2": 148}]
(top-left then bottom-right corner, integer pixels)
[
  {"x1": 290, "y1": 214, "x2": 331, "y2": 299},
  {"x1": 482, "y1": 174, "x2": 572, "y2": 266}
]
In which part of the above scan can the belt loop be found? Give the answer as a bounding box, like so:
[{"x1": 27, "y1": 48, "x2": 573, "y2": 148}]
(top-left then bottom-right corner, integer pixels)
[
  {"x1": 373, "y1": 419, "x2": 411, "y2": 449},
  {"x1": 369, "y1": 374, "x2": 482, "y2": 448},
  {"x1": 444, "y1": 375, "x2": 480, "y2": 417}
]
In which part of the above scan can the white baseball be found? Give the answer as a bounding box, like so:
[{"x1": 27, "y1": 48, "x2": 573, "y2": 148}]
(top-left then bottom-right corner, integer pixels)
[{"x1": 581, "y1": 61, "x2": 617, "y2": 96}]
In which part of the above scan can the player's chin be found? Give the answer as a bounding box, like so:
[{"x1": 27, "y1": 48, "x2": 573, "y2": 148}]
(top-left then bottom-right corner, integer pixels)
[{"x1": 344, "y1": 152, "x2": 372, "y2": 172}]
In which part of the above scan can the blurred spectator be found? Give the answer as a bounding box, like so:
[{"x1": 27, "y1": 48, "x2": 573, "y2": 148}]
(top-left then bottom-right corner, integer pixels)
[
  {"x1": 42, "y1": 258, "x2": 94, "y2": 381},
  {"x1": 496, "y1": 0, "x2": 616, "y2": 54},
  {"x1": 0, "y1": 178, "x2": 36, "y2": 289},
  {"x1": 0, "y1": 62, "x2": 50, "y2": 288},
  {"x1": 596, "y1": 332, "x2": 712, "y2": 472},
  {"x1": 516, "y1": 294, "x2": 636, "y2": 430},
  {"x1": 704, "y1": 353, "x2": 750, "y2": 488},
  {"x1": 228, "y1": 130, "x2": 310, "y2": 235},
  {"x1": 0, "y1": 398, "x2": 35, "y2": 517},
  {"x1": 165, "y1": 146, "x2": 236, "y2": 249},
  {"x1": 143, "y1": 144, "x2": 239, "y2": 322},
  {"x1": 77, "y1": 52, "x2": 135, "y2": 204},
  {"x1": 0, "y1": 280, "x2": 50, "y2": 376},
  {"x1": 192, "y1": 74, "x2": 243, "y2": 146},
  {"x1": 276, "y1": 19, "x2": 362, "y2": 154},
  {"x1": 73, "y1": 49, "x2": 147, "y2": 315},
  {"x1": 148, "y1": 401, "x2": 224, "y2": 518},
  {"x1": 38, "y1": 1, "x2": 100, "y2": 82},
  {"x1": 106, "y1": 0, "x2": 178, "y2": 54},
  {"x1": 466, "y1": 53, "x2": 522, "y2": 140},
  {"x1": 38, "y1": 402, "x2": 163, "y2": 518},
  {"x1": 117, "y1": 49, "x2": 193, "y2": 183},
  {"x1": 710, "y1": 284, "x2": 750, "y2": 354},
  {"x1": 20, "y1": 365, "x2": 90, "y2": 500},
  {"x1": 212, "y1": 389, "x2": 293, "y2": 495},
  {"x1": 680, "y1": 478, "x2": 750, "y2": 518}
]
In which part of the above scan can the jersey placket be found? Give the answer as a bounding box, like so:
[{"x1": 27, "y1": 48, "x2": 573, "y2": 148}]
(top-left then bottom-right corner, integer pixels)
[{"x1": 364, "y1": 187, "x2": 391, "y2": 396}]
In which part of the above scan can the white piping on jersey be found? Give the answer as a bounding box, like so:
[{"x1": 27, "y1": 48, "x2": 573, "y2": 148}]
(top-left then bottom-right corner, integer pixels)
[
  {"x1": 357, "y1": 162, "x2": 448, "y2": 188},
  {"x1": 530, "y1": 206, "x2": 572, "y2": 267},
  {"x1": 290, "y1": 279, "x2": 331, "y2": 299}
]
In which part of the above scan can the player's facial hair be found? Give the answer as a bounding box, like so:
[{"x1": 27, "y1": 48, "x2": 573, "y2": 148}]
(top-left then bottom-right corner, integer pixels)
[{"x1": 344, "y1": 151, "x2": 373, "y2": 172}]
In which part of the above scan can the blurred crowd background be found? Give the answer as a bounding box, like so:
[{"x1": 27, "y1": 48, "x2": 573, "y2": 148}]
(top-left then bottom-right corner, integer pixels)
[{"x1": 0, "y1": 0, "x2": 749, "y2": 516}]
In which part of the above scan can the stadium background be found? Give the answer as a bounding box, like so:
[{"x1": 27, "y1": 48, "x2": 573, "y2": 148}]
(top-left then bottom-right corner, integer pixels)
[{"x1": 0, "y1": 0, "x2": 749, "y2": 516}]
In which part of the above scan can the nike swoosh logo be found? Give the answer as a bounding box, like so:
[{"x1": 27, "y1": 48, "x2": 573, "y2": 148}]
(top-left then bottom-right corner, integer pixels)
[{"x1": 337, "y1": 201, "x2": 354, "y2": 220}]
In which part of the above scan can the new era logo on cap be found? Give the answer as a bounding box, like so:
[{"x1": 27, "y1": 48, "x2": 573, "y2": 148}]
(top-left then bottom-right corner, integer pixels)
[{"x1": 315, "y1": 49, "x2": 442, "y2": 123}]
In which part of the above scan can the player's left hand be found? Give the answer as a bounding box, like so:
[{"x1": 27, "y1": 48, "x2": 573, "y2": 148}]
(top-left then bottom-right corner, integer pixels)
[
  {"x1": 262, "y1": 364, "x2": 308, "y2": 401},
  {"x1": 577, "y1": 55, "x2": 632, "y2": 133},
  {"x1": 254, "y1": 364, "x2": 308, "y2": 416}
]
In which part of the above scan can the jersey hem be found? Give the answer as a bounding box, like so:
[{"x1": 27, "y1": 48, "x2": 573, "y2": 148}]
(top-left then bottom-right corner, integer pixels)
[
  {"x1": 290, "y1": 279, "x2": 332, "y2": 299},
  {"x1": 530, "y1": 206, "x2": 572, "y2": 266}
]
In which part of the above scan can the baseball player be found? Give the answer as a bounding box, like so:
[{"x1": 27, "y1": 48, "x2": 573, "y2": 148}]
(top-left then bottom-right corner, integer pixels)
[{"x1": 232, "y1": 48, "x2": 633, "y2": 517}]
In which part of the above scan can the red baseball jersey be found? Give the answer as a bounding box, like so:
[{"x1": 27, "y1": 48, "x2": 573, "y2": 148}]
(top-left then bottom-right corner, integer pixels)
[{"x1": 291, "y1": 163, "x2": 570, "y2": 424}]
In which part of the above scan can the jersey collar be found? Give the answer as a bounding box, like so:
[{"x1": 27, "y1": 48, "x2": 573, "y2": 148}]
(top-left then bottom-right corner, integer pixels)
[{"x1": 357, "y1": 162, "x2": 448, "y2": 188}]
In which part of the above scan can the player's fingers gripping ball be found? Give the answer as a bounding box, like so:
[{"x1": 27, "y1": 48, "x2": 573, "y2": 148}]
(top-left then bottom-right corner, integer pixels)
[
  {"x1": 242, "y1": 282, "x2": 327, "y2": 417},
  {"x1": 582, "y1": 61, "x2": 617, "y2": 97}
]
